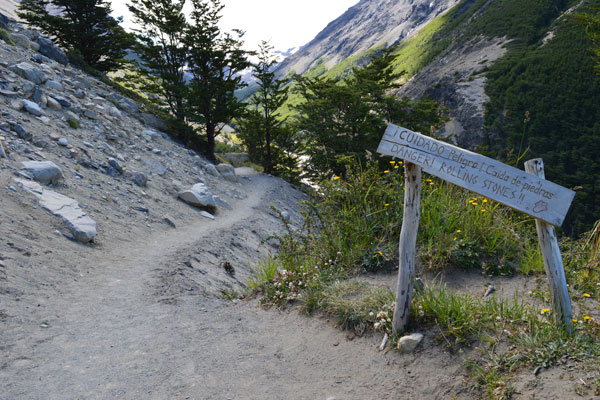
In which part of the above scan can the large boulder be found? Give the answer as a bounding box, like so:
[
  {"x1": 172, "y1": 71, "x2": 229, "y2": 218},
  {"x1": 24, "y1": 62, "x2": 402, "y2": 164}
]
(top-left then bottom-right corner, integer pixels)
[
  {"x1": 178, "y1": 183, "x2": 216, "y2": 210},
  {"x1": 216, "y1": 163, "x2": 238, "y2": 182},
  {"x1": 21, "y1": 161, "x2": 64, "y2": 185},
  {"x1": 10, "y1": 62, "x2": 47, "y2": 84},
  {"x1": 37, "y1": 37, "x2": 68, "y2": 65},
  {"x1": 16, "y1": 179, "x2": 97, "y2": 242}
]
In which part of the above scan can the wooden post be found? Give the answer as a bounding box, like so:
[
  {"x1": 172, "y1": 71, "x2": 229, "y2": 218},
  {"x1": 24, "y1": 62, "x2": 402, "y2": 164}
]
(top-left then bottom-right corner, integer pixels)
[
  {"x1": 524, "y1": 159, "x2": 573, "y2": 334},
  {"x1": 392, "y1": 162, "x2": 422, "y2": 334}
]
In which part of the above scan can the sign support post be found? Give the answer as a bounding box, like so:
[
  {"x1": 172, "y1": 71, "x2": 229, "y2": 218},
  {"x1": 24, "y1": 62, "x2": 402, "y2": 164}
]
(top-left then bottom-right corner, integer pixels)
[
  {"x1": 524, "y1": 159, "x2": 573, "y2": 334},
  {"x1": 377, "y1": 124, "x2": 576, "y2": 334},
  {"x1": 392, "y1": 162, "x2": 422, "y2": 334}
]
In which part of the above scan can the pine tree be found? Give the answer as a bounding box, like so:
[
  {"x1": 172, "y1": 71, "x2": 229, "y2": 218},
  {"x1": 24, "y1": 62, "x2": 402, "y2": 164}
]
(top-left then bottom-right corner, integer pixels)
[
  {"x1": 238, "y1": 41, "x2": 294, "y2": 175},
  {"x1": 18, "y1": 0, "x2": 132, "y2": 72},
  {"x1": 294, "y1": 47, "x2": 445, "y2": 180},
  {"x1": 186, "y1": 0, "x2": 251, "y2": 163},
  {"x1": 127, "y1": 0, "x2": 189, "y2": 126}
]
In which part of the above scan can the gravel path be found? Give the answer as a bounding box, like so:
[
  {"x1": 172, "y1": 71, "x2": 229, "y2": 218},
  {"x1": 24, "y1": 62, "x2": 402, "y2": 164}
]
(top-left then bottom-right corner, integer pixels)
[{"x1": 1, "y1": 175, "x2": 473, "y2": 400}]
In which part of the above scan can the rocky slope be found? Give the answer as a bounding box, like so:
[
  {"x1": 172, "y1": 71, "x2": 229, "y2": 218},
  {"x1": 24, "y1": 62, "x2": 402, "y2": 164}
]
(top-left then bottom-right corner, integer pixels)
[
  {"x1": 0, "y1": 14, "x2": 306, "y2": 314},
  {"x1": 274, "y1": 0, "x2": 460, "y2": 77}
]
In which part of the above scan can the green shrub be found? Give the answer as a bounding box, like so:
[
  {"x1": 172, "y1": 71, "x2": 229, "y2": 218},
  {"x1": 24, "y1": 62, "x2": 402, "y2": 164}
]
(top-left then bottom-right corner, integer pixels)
[{"x1": 0, "y1": 29, "x2": 15, "y2": 46}]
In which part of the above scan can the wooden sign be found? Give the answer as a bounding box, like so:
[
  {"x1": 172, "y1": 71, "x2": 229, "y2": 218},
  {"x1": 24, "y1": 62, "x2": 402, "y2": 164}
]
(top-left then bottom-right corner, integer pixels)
[
  {"x1": 378, "y1": 124, "x2": 575, "y2": 335},
  {"x1": 377, "y1": 124, "x2": 575, "y2": 227}
]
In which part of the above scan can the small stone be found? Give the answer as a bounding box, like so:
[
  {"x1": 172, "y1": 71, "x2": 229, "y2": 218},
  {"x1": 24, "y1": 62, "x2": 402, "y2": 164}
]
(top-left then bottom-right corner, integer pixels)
[
  {"x1": 84, "y1": 109, "x2": 98, "y2": 120},
  {"x1": 8, "y1": 185, "x2": 17, "y2": 192},
  {"x1": 57, "y1": 138, "x2": 68, "y2": 147},
  {"x1": 200, "y1": 211, "x2": 215, "y2": 220},
  {"x1": 397, "y1": 333, "x2": 424, "y2": 353},
  {"x1": 45, "y1": 80, "x2": 64, "y2": 91},
  {"x1": 54, "y1": 96, "x2": 71, "y2": 108},
  {"x1": 152, "y1": 148, "x2": 161, "y2": 155},
  {"x1": 124, "y1": 171, "x2": 148, "y2": 187},
  {"x1": 108, "y1": 157, "x2": 123, "y2": 173},
  {"x1": 22, "y1": 99, "x2": 44, "y2": 116},
  {"x1": 46, "y1": 96, "x2": 62, "y2": 111},
  {"x1": 163, "y1": 216, "x2": 177, "y2": 228}
]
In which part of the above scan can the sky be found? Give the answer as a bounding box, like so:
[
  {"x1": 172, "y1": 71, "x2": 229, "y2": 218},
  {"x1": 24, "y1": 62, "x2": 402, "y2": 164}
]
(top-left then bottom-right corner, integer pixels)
[{"x1": 110, "y1": 0, "x2": 359, "y2": 53}]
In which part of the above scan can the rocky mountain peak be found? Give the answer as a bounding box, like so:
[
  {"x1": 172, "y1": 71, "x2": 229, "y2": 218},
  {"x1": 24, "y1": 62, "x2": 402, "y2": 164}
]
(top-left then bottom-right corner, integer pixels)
[{"x1": 275, "y1": 0, "x2": 460, "y2": 77}]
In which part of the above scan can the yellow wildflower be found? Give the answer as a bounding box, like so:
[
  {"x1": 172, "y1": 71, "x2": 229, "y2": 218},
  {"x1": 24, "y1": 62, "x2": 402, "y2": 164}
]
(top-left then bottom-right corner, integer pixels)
[
  {"x1": 540, "y1": 308, "x2": 550, "y2": 314},
  {"x1": 483, "y1": 199, "x2": 488, "y2": 203},
  {"x1": 584, "y1": 316, "x2": 591, "y2": 321},
  {"x1": 390, "y1": 161, "x2": 396, "y2": 165},
  {"x1": 456, "y1": 230, "x2": 462, "y2": 233},
  {"x1": 481, "y1": 209, "x2": 486, "y2": 213},
  {"x1": 333, "y1": 176, "x2": 340, "y2": 180},
  {"x1": 385, "y1": 203, "x2": 390, "y2": 207},
  {"x1": 572, "y1": 319, "x2": 578, "y2": 323},
  {"x1": 583, "y1": 293, "x2": 591, "y2": 298},
  {"x1": 384, "y1": 170, "x2": 390, "y2": 174},
  {"x1": 377, "y1": 251, "x2": 383, "y2": 256}
]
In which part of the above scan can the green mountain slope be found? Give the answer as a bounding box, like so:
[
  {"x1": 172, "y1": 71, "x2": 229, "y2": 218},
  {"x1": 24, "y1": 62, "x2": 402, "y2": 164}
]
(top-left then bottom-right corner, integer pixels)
[{"x1": 278, "y1": 0, "x2": 599, "y2": 236}]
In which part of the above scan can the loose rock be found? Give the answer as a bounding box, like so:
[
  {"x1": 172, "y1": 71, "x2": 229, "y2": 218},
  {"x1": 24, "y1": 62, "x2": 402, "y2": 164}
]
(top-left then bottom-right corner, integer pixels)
[
  {"x1": 216, "y1": 163, "x2": 237, "y2": 182},
  {"x1": 21, "y1": 99, "x2": 44, "y2": 116},
  {"x1": 397, "y1": 333, "x2": 424, "y2": 353},
  {"x1": 21, "y1": 161, "x2": 64, "y2": 185},
  {"x1": 178, "y1": 183, "x2": 217, "y2": 211},
  {"x1": 16, "y1": 179, "x2": 96, "y2": 242}
]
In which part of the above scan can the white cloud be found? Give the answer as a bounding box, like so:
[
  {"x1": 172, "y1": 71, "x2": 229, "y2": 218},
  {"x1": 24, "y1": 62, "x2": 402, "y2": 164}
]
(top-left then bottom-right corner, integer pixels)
[{"x1": 110, "y1": 0, "x2": 358, "y2": 52}]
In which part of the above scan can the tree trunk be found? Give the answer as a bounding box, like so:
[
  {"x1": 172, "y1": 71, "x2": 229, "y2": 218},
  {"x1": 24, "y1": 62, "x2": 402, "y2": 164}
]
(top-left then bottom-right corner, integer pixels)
[
  {"x1": 265, "y1": 125, "x2": 272, "y2": 174},
  {"x1": 206, "y1": 123, "x2": 217, "y2": 164}
]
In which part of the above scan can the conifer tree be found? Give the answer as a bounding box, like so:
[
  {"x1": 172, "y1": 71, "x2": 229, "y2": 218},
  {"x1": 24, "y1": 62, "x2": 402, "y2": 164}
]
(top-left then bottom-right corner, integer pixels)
[
  {"x1": 294, "y1": 46, "x2": 445, "y2": 180},
  {"x1": 238, "y1": 41, "x2": 294, "y2": 175},
  {"x1": 18, "y1": 0, "x2": 132, "y2": 72},
  {"x1": 127, "y1": 0, "x2": 189, "y2": 126},
  {"x1": 186, "y1": 0, "x2": 251, "y2": 163}
]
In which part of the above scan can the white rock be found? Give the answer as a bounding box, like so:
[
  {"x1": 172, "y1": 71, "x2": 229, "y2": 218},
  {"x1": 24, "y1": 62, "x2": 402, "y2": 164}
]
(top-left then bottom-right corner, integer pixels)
[
  {"x1": 178, "y1": 183, "x2": 216, "y2": 210},
  {"x1": 397, "y1": 333, "x2": 424, "y2": 353},
  {"x1": 16, "y1": 179, "x2": 97, "y2": 242}
]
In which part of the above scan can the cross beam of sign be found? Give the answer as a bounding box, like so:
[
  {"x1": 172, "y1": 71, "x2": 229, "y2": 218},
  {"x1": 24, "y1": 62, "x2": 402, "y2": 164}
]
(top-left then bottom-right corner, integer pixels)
[{"x1": 377, "y1": 124, "x2": 575, "y2": 226}]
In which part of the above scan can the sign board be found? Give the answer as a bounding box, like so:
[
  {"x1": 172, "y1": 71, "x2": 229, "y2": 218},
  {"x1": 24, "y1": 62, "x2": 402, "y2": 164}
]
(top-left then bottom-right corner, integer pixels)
[{"x1": 377, "y1": 124, "x2": 575, "y2": 226}]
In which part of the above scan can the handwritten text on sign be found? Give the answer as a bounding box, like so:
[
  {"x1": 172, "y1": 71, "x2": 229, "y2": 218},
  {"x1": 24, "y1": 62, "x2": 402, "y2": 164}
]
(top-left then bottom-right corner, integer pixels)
[{"x1": 377, "y1": 124, "x2": 575, "y2": 226}]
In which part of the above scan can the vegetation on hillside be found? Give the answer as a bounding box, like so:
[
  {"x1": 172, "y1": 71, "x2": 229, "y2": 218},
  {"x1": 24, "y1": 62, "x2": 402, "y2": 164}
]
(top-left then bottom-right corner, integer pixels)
[
  {"x1": 292, "y1": 46, "x2": 446, "y2": 181},
  {"x1": 18, "y1": 0, "x2": 133, "y2": 71},
  {"x1": 237, "y1": 41, "x2": 299, "y2": 179},
  {"x1": 249, "y1": 161, "x2": 600, "y2": 398}
]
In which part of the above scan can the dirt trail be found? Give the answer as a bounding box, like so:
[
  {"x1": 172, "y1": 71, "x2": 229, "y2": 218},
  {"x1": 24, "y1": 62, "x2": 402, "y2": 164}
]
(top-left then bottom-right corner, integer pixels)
[{"x1": 1, "y1": 175, "x2": 474, "y2": 400}]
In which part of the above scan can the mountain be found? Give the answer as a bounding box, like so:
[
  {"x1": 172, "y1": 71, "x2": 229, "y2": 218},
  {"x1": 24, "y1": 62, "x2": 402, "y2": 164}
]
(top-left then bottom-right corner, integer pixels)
[
  {"x1": 279, "y1": 0, "x2": 600, "y2": 236},
  {"x1": 274, "y1": 0, "x2": 461, "y2": 77}
]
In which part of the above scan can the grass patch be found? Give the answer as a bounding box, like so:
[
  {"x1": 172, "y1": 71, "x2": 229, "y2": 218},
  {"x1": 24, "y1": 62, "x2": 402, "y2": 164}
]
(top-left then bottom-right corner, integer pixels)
[
  {"x1": 0, "y1": 29, "x2": 15, "y2": 46},
  {"x1": 249, "y1": 159, "x2": 600, "y2": 397}
]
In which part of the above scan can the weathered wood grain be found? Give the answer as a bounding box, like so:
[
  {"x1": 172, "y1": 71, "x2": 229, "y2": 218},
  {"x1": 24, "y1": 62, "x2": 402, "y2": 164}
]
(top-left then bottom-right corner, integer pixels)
[
  {"x1": 524, "y1": 159, "x2": 573, "y2": 334},
  {"x1": 377, "y1": 124, "x2": 575, "y2": 226},
  {"x1": 392, "y1": 162, "x2": 421, "y2": 334}
]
